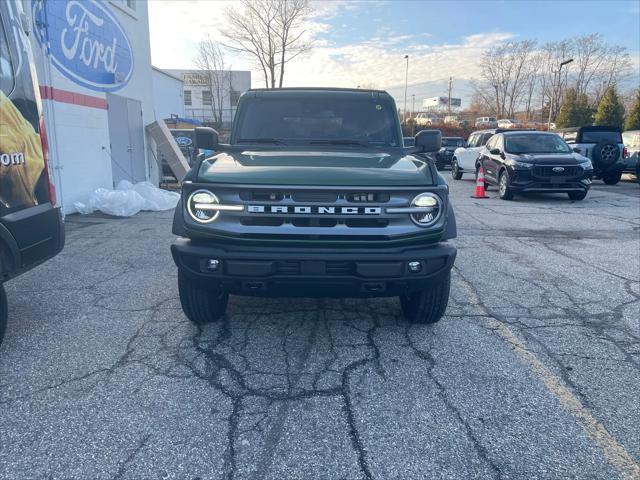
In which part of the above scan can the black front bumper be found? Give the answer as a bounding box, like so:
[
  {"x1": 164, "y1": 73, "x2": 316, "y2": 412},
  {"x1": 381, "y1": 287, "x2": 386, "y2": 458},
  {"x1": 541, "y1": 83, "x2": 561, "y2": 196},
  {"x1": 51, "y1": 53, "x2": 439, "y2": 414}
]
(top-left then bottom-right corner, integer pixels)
[
  {"x1": 508, "y1": 167, "x2": 592, "y2": 193},
  {"x1": 172, "y1": 238, "x2": 456, "y2": 297}
]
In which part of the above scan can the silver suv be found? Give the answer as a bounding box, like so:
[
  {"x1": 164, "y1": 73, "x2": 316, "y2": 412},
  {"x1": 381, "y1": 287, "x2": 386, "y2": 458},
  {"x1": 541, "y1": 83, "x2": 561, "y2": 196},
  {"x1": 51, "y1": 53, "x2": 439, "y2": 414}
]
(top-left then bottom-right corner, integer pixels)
[{"x1": 556, "y1": 126, "x2": 626, "y2": 185}]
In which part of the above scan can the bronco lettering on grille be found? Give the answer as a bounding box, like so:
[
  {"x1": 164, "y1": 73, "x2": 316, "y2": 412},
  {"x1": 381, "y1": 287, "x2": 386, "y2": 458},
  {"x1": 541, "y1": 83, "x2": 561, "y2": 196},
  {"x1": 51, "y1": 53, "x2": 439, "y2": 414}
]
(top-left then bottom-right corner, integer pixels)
[{"x1": 248, "y1": 205, "x2": 382, "y2": 215}]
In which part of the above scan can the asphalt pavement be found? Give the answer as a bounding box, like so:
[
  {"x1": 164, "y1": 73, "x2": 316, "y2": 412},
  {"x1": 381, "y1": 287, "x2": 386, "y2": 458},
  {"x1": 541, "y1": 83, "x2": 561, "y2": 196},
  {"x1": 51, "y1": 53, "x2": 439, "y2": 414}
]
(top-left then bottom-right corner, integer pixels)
[{"x1": 1, "y1": 174, "x2": 638, "y2": 480}]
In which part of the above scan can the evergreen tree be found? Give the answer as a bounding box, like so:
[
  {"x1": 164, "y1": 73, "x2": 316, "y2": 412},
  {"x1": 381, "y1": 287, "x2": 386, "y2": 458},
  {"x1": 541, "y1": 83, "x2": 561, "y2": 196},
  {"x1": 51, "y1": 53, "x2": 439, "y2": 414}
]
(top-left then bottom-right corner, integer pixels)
[
  {"x1": 594, "y1": 86, "x2": 625, "y2": 129},
  {"x1": 624, "y1": 89, "x2": 640, "y2": 131},
  {"x1": 556, "y1": 89, "x2": 593, "y2": 128},
  {"x1": 556, "y1": 88, "x2": 578, "y2": 128}
]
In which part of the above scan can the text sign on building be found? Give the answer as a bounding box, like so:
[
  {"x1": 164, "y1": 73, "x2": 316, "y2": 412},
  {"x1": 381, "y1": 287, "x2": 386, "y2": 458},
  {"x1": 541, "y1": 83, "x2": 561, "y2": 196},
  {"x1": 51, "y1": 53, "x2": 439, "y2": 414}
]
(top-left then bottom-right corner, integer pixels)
[{"x1": 33, "y1": 0, "x2": 134, "y2": 92}]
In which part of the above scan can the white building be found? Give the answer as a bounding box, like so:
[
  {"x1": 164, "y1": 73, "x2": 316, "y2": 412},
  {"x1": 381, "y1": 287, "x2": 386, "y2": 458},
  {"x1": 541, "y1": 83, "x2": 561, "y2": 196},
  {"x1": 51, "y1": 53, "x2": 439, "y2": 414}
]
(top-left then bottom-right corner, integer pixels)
[
  {"x1": 152, "y1": 67, "x2": 184, "y2": 120},
  {"x1": 166, "y1": 69, "x2": 251, "y2": 127},
  {"x1": 24, "y1": 0, "x2": 180, "y2": 214}
]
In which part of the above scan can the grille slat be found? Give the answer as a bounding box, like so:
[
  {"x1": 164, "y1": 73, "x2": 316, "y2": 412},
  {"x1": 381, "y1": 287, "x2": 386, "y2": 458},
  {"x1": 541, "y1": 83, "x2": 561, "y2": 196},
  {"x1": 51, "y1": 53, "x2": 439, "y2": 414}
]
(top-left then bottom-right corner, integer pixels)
[{"x1": 533, "y1": 166, "x2": 582, "y2": 178}]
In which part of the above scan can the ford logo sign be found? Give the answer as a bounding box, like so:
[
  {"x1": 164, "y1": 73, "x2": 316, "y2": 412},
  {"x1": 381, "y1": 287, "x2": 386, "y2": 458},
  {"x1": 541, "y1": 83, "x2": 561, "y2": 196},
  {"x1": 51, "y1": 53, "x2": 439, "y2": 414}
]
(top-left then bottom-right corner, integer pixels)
[
  {"x1": 175, "y1": 136, "x2": 193, "y2": 147},
  {"x1": 552, "y1": 167, "x2": 565, "y2": 173},
  {"x1": 33, "y1": 0, "x2": 134, "y2": 92}
]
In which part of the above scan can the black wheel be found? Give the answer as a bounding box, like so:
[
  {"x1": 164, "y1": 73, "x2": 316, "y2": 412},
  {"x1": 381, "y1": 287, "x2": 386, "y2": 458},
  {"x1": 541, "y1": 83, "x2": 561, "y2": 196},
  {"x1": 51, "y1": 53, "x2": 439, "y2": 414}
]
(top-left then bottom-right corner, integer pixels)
[
  {"x1": 400, "y1": 272, "x2": 451, "y2": 324},
  {"x1": 178, "y1": 272, "x2": 228, "y2": 324},
  {"x1": 498, "y1": 170, "x2": 514, "y2": 200},
  {"x1": 0, "y1": 284, "x2": 7, "y2": 346},
  {"x1": 602, "y1": 171, "x2": 622, "y2": 185},
  {"x1": 451, "y1": 159, "x2": 463, "y2": 180},
  {"x1": 568, "y1": 190, "x2": 588, "y2": 201},
  {"x1": 592, "y1": 142, "x2": 620, "y2": 169}
]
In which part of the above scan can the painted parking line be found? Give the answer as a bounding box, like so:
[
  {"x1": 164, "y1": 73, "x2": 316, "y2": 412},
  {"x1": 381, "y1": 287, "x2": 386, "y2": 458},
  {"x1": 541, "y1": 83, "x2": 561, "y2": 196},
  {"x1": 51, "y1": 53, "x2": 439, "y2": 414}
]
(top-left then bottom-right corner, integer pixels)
[{"x1": 454, "y1": 268, "x2": 640, "y2": 480}]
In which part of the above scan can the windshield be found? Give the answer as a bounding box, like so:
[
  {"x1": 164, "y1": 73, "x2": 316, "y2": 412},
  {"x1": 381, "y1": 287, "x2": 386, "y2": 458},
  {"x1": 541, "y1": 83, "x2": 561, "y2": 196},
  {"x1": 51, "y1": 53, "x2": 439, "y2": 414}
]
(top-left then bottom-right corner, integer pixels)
[
  {"x1": 234, "y1": 96, "x2": 400, "y2": 147},
  {"x1": 504, "y1": 134, "x2": 572, "y2": 154},
  {"x1": 442, "y1": 138, "x2": 465, "y2": 147}
]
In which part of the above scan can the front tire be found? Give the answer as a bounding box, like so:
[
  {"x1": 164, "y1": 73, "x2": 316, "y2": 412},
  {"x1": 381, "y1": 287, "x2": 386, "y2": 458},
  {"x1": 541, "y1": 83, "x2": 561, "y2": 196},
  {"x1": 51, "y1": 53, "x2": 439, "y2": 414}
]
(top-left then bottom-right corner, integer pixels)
[
  {"x1": 602, "y1": 171, "x2": 622, "y2": 185},
  {"x1": 568, "y1": 190, "x2": 588, "y2": 201},
  {"x1": 498, "y1": 170, "x2": 514, "y2": 200},
  {"x1": 400, "y1": 272, "x2": 451, "y2": 324},
  {"x1": 451, "y1": 159, "x2": 463, "y2": 180},
  {"x1": 178, "y1": 272, "x2": 228, "y2": 324},
  {"x1": 0, "y1": 284, "x2": 7, "y2": 346}
]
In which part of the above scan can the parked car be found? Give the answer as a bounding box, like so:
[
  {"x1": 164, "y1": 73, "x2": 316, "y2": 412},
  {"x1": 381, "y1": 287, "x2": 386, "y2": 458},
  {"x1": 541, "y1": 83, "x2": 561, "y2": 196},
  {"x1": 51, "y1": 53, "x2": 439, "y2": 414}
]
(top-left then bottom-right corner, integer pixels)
[
  {"x1": 622, "y1": 130, "x2": 640, "y2": 181},
  {"x1": 556, "y1": 126, "x2": 627, "y2": 185},
  {"x1": 497, "y1": 119, "x2": 518, "y2": 129},
  {"x1": 0, "y1": 0, "x2": 65, "y2": 345},
  {"x1": 475, "y1": 117, "x2": 498, "y2": 128},
  {"x1": 171, "y1": 88, "x2": 457, "y2": 325},
  {"x1": 451, "y1": 129, "x2": 498, "y2": 180},
  {"x1": 477, "y1": 131, "x2": 593, "y2": 201},
  {"x1": 415, "y1": 113, "x2": 442, "y2": 126},
  {"x1": 435, "y1": 137, "x2": 466, "y2": 170}
]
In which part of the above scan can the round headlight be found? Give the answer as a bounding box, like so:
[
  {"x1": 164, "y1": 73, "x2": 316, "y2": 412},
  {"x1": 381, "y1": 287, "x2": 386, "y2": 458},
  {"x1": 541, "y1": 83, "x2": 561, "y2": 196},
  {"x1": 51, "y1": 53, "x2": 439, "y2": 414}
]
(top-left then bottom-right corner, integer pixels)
[
  {"x1": 187, "y1": 189, "x2": 220, "y2": 223},
  {"x1": 410, "y1": 193, "x2": 442, "y2": 227}
]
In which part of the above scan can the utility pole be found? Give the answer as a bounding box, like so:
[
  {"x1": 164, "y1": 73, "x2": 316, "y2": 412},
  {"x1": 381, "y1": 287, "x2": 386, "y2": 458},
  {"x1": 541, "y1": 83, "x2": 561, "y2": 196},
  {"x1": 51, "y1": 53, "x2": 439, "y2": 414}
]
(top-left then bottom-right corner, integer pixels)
[
  {"x1": 448, "y1": 76, "x2": 453, "y2": 117},
  {"x1": 403, "y1": 55, "x2": 409, "y2": 123},
  {"x1": 411, "y1": 94, "x2": 415, "y2": 135}
]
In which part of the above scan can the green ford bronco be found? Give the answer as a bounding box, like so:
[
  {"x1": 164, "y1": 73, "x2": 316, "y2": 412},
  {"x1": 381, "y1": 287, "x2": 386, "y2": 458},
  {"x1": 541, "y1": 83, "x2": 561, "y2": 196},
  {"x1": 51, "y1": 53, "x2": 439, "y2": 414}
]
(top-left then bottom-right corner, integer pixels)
[{"x1": 171, "y1": 88, "x2": 457, "y2": 324}]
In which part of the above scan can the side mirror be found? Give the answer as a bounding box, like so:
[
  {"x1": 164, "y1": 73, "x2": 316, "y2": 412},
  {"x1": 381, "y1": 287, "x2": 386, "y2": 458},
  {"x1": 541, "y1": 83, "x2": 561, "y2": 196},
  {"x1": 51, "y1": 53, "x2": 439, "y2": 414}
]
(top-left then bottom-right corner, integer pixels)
[
  {"x1": 414, "y1": 129, "x2": 442, "y2": 153},
  {"x1": 195, "y1": 127, "x2": 219, "y2": 151},
  {"x1": 572, "y1": 147, "x2": 581, "y2": 153},
  {"x1": 489, "y1": 148, "x2": 501, "y2": 155}
]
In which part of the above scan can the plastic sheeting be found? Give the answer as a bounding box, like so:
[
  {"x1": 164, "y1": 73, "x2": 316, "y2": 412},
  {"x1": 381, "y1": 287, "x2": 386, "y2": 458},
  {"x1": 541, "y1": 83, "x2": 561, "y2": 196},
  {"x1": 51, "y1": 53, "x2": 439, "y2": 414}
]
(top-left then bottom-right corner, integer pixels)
[{"x1": 74, "y1": 181, "x2": 180, "y2": 217}]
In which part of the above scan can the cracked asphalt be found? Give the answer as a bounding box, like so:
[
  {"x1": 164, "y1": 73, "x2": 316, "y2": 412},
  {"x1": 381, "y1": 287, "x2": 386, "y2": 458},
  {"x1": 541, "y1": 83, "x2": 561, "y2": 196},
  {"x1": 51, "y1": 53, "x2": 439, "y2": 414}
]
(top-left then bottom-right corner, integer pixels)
[{"x1": 1, "y1": 175, "x2": 639, "y2": 480}]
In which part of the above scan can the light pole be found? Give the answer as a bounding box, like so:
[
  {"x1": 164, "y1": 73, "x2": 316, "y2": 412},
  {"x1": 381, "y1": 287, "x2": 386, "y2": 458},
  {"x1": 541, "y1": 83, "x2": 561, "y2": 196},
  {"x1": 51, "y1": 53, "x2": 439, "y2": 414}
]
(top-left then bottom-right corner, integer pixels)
[
  {"x1": 411, "y1": 94, "x2": 415, "y2": 135},
  {"x1": 403, "y1": 55, "x2": 409, "y2": 123},
  {"x1": 548, "y1": 58, "x2": 573, "y2": 128}
]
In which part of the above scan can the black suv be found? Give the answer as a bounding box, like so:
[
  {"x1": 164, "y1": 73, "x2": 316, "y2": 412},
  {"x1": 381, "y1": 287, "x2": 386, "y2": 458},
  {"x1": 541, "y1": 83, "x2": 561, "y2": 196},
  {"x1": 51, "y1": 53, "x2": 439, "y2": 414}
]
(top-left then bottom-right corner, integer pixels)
[
  {"x1": 435, "y1": 137, "x2": 465, "y2": 170},
  {"x1": 1, "y1": 1, "x2": 65, "y2": 345},
  {"x1": 477, "y1": 131, "x2": 593, "y2": 200}
]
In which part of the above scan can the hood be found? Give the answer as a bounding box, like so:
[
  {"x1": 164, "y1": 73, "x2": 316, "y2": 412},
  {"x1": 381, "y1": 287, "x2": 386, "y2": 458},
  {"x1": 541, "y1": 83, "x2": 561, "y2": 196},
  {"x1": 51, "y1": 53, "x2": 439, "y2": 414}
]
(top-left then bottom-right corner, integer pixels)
[
  {"x1": 197, "y1": 148, "x2": 435, "y2": 186},
  {"x1": 510, "y1": 153, "x2": 585, "y2": 165}
]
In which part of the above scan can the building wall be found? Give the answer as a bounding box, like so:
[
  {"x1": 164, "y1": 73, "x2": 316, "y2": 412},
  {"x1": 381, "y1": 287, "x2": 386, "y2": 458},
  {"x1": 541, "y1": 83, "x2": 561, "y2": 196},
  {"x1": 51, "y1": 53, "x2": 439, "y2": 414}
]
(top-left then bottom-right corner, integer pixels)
[
  {"x1": 24, "y1": 0, "x2": 170, "y2": 214},
  {"x1": 166, "y1": 69, "x2": 251, "y2": 126},
  {"x1": 152, "y1": 67, "x2": 184, "y2": 120}
]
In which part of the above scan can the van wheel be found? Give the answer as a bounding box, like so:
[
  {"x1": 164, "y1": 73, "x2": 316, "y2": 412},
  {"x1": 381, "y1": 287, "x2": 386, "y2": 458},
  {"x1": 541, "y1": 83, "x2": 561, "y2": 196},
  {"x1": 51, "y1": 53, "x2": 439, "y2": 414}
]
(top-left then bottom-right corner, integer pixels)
[
  {"x1": 400, "y1": 272, "x2": 451, "y2": 324},
  {"x1": 602, "y1": 171, "x2": 622, "y2": 185},
  {"x1": 0, "y1": 284, "x2": 7, "y2": 346},
  {"x1": 451, "y1": 160, "x2": 463, "y2": 180},
  {"x1": 178, "y1": 273, "x2": 228, "y2": 324}
]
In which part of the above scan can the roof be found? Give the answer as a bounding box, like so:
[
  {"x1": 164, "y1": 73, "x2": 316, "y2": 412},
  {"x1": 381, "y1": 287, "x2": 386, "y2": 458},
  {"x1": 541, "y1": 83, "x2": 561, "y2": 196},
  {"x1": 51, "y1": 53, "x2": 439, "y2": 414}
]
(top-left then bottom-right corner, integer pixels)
[
  {"x1": 556, "y1": 125, "x2": 621, "y2": 133},
  {"x1": 500, "y1": 130, "x2": 556, "y2": 135},
  {"x1": 151, "y1": 66, "x2": 183, "y2": 82},
  {"x1": 247, "y1": 87, "x2": 389, "y2": 95}
]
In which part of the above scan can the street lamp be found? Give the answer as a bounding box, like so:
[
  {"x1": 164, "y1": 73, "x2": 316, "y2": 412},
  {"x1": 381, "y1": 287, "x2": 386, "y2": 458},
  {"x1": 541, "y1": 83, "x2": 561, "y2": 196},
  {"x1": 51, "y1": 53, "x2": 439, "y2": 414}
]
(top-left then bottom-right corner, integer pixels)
[
  {"x1": 403, "y1": 55, "x2": 409, "y2": 123},
  {"x1": 548, "y1": 58, "x2": 574, "y2": 128}
]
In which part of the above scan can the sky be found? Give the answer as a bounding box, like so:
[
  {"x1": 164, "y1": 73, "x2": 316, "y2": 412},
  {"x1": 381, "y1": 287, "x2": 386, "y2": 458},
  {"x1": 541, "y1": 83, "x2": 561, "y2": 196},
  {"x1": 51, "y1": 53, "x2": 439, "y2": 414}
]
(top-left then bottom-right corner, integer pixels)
[{"x1": 148, "y1": 0, "x2": 640, "y2": 108}]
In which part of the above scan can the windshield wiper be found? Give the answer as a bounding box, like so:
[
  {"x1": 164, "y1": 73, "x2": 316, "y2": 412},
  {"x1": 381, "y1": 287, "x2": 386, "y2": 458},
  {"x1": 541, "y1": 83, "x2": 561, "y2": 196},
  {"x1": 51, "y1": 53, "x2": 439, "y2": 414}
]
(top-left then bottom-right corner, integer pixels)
[
  {"x1": 237, "y1": 138, "x2": 285, "y2": 144},
  {"x1": 310, "y1": 139, "x2": 372, "y2": 147}
]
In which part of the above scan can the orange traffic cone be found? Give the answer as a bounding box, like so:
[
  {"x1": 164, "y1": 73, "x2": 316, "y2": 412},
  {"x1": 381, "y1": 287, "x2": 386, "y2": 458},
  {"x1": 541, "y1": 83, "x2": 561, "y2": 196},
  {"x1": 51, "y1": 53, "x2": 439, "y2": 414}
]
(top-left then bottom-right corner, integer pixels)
[{"x1": 472, "y1": 167, "x2": 488, "y2": 199}]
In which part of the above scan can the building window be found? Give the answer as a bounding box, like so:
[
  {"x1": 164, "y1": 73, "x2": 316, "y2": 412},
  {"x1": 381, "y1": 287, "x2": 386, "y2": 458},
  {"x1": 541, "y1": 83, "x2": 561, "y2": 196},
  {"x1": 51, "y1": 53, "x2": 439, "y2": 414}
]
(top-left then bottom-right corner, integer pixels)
[
  {"x1": 184, "y1": 90, "x2": 192, "y2": 106},
  {"x1": 126, "y1": 0, "x2": 136, "y2": 10},
  {"x1": 230, "y1": 90, "x2": 241, "y2": 107},
  {"x1": 202, "y1": 90, "x2": 212, "y2": 106}
]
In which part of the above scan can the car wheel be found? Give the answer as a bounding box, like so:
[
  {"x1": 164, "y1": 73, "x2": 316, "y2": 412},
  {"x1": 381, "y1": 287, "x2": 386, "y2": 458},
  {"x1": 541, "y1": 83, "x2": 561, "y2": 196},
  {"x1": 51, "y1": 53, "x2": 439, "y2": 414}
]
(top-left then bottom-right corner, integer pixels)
[
  {"x1": 498, "y1": 170, "x2": 514, "y2": 200},
  {"x1": 178, "y1": 272, "x2": 228, "y2": 324},
  {"x1": 400, "y1": 272, "x2": 451, "y2": 324},
  {"x1": 452, "y1": 160, "x2": 463, "y2": 180},
  {"x1": 568, "y1": 190, "x2": 588, "y2": 201},
  {"x1": 0, "y1": 284, "x2": 7, "y2": 346},
  {"x1": 602, "y1": 171, "x2": 622, "y2": 185}
]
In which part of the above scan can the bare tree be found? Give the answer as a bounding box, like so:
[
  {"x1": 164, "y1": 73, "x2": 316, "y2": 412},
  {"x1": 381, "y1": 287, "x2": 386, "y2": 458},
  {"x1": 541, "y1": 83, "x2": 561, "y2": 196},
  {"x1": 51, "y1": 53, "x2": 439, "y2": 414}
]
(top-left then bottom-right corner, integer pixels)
[
  {"x1": 221, "y1": 0, "x2": 311, "y2": 88},
  {"x1": 194, "y1": 35, "x2": 229, "y2": 127}
]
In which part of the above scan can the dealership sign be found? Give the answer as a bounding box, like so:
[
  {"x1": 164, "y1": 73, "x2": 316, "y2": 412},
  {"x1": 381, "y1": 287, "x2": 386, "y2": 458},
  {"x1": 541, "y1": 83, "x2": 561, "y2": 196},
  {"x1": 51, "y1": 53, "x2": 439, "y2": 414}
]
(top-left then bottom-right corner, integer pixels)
[{"x1": 33, "y1": 0, "x2": 134, "y2": 92}]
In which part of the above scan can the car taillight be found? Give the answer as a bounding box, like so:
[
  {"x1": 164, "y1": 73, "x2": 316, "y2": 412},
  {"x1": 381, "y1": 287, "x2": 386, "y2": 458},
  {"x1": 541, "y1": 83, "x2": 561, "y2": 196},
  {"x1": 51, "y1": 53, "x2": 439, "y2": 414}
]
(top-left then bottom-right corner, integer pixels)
[
  {"x1": 38, "y1": 117, "x2": 56, "y2": 206},
  {"x1": 623, "y1": 146, "x2": 628, "y2": 158}
]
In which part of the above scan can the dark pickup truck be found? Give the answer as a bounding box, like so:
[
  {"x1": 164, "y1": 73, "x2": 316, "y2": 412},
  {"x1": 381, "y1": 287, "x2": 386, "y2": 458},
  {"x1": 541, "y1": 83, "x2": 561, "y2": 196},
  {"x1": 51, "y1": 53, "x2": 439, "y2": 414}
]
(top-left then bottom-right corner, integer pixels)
[{"x1": 171, "y1": 88, "x2": 457, "y2": 325}]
